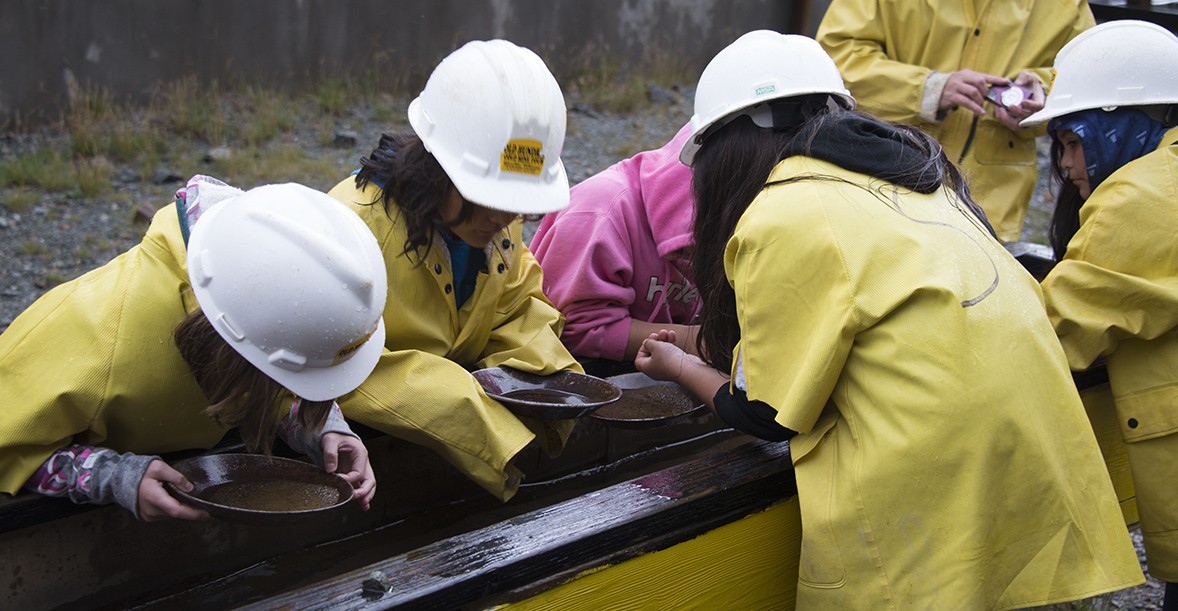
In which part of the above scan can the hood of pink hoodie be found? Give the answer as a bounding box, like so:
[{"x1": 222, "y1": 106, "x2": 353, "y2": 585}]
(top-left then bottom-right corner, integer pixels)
[{"x1": 627, "y1": 122, "x2": 694, "y2": 259}]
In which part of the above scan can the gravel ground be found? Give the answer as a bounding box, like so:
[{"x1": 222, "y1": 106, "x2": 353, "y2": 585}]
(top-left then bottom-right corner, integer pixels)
[
  {"x1": 0, "y1": 89, "x2": 1165, "y2": 609},
  {"x1": 0, "y1": 89, "x2": 690, "y2": 330}
]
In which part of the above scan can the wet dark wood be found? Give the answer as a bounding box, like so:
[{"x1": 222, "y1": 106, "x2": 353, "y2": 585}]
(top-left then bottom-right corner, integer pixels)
[
  {"x1": 1, "y1": 414, "x2": 733, "y2": 610},
  {"x1": 250, "y1": 437, "x2": 796, "y2": 611}
]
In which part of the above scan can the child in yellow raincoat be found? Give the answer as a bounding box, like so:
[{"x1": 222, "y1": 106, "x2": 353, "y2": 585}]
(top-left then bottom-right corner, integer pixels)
[
  {"x1": 329, "y1": 40, "x2": 582, "y2": 501},
  {"x1": 636, "y1": 30, "x2": 1143, "y2": 609},
  {"x1": 0, "y1": 178, "x2": 383, "y2": 521},
  {"x1": 1024, "y1": 20, "x2": 1178, "y2": 609}
]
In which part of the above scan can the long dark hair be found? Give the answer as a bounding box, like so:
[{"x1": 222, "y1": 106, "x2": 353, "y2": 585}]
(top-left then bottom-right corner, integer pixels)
[
  {"x1": 174, "y1": 310, "x2": 333, "y2": 452},
  {"x1": 690, "y1": 117, "x2": 790, "y2": 372},
  {"x1": 354, "y1": 132, "x2": 475, "y2": 260},
  {"x1": 690, "y1": 107, "x2": 987, "y2": 372},
  {"x1": 1046, "y1": 135, "x2": 1085, "y2": 262}
]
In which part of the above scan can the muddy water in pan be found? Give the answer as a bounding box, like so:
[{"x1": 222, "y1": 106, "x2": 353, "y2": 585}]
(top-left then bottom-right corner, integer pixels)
[
  {"x1": 202, "y1": 480, "x2": 340, "y2": 512},
  {"x1": 595, "y1": 386, "x2": 696, "y2": 420}
]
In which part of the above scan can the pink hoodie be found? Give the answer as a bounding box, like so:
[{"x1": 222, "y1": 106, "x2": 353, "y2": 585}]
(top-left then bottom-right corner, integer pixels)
[{"x1": 531, "y1": 123, "x2": 699, "y2": 361}]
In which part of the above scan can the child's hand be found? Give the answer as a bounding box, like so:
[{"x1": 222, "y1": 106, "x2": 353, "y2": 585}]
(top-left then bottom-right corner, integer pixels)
[
  {"x1": 138, "y1": 460, "x2": 210, "y2": 522},
  {"x1": 635, "y1": 332, "x2": 689, "y2": 382},
  {"x1": 321, "y1": 433, "x2": 377, "y2": 511}
]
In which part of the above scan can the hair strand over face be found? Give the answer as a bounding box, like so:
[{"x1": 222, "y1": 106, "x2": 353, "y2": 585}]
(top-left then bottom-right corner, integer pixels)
[{"x1": 174, "y1": 310, "x2": 333, "y2": 452}]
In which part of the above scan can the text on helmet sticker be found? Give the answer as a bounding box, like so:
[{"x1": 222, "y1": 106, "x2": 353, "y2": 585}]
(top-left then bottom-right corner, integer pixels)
[
  {"x1": 755, "y1": 84, "x2": 777, "y2": 96},
  {"x1": 333, "y1": 326, "x2": 376, "y2": 365},
  {"x1": 500, "y1": 139, "x2": 544, "y2": 176}
]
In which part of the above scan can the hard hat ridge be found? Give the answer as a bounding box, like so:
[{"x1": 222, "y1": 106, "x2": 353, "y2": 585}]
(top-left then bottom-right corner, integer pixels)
[{"x1": 253, "y1": 208, "x2": 379, "y2": 305}]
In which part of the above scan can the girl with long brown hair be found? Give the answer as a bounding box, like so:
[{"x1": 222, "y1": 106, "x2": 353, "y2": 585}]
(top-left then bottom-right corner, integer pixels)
[{"x1": 635, "y1": 30, "x2": 1142, "y2": 609}]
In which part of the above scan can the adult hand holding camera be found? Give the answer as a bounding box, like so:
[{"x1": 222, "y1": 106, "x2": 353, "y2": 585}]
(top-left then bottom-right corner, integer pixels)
[
  {"x1": 995, "y1": 70, "x2": 1045, "y2": 131},
  {"x1": 939, "y1": 69, "x2": 1010, "y2": 116}
]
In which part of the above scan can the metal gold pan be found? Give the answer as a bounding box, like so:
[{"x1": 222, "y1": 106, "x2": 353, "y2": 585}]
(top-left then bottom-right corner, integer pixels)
[
  {"x1": 167, "y1": 453, "x2": 354, "y2": 525},
  {"x1": 592, "y1": 372, "x2": 709, "y2": 429},
  {"x1": 472, "y1": 366, "x2": 622, "y2": 420}
]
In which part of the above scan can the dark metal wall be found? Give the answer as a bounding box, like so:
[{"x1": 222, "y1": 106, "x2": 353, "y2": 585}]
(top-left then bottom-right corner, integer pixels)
[{"x1": 0, "y1": 0, "x2": 829, "y2": 126}]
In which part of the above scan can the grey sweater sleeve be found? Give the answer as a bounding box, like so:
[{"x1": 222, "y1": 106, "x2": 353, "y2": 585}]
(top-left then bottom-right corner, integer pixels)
[
  {"x1": 277, "y1": 401, "x2": 358, "y2": 465},
  {"x1": 24, "y1": 445, "x2": 159, "y2": 520}
]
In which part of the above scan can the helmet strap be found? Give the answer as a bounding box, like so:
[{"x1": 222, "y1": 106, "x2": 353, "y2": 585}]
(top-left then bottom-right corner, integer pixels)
[
  {"x1": 744, "y1": 95, "x2": 836, "y2": 131},
  {"x1": 1165, "y1": 105, "x2": 1178, "y2": 128},
  {"x1": 1140, "y1": 104, "x2": 1178, "y2": 127}
]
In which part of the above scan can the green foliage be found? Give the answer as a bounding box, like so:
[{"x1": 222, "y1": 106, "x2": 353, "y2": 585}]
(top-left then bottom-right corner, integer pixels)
[
  {"x1": 238, "y1": 86, "x2": 299, "y2": 147},
  {"x1": 0, "y1": 67, "x2": 690, "y2": 215},
  {"x1": 310, "y1": 77, "x2": 365, "y2": 116},
  {"x1": 74, "y1": 157, "x2": 115, "y2": 197},
  {"x1": 156, "y1": 76, "x2": 227, "y2": 144},
  {"x1": 0, "y1": 148, "x2": 75, "y2": 191},
  {"x1": 17, "y1": 238, "x2": 49, "y2": 256},
  {"x1": 209, "y1": 143, "x2": 351, "y2": 192},
  {"x1": 0, "y1": 189, "x2": 38, "y2": 212},
  {"x1": 561, "y1": 47, "x2": 694, "y2": 115}
]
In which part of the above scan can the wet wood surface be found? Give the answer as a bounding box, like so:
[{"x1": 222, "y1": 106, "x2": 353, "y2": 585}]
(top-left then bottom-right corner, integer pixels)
[{"x1": 252, "y1": 437, "x2": 796, "y2": 610}]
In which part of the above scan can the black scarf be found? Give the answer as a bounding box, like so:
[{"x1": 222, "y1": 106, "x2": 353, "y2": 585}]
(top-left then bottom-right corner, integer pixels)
[{"x1": 779, "y1": 113, "x2": 943, "y2": 194}]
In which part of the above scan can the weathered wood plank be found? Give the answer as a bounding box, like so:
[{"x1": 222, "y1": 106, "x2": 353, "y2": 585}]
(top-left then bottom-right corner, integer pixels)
[{"x1": 248, "y1": 438, "x2": 796, "y2": 610}]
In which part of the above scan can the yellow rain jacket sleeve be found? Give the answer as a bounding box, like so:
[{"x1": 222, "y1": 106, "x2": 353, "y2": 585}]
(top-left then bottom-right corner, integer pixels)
[
  {"x1": 817, "y1": 0, "x2": 1093, "y2": 240},
  {"x1": 329, "y1": 178, "x2": 582, "y2": 501},
  {"x1": 1042, "y1": 129, "x2": 1178, "y2": 580},
  {"x1": 727, "y1": 157, "x2": 1142, "y2": 609},
  {"x1": 0, "y1": 205, "x2": 226, "y2": 495}
]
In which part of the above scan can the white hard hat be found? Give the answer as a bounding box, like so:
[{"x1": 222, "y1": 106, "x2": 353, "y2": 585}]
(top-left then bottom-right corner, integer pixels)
[
  {"x1": 1022, "y1": 20, "x2": 1178, "y2": 127},
  {"x1": 408, "y1": 39, "x2": 570, "y2": 215},
  {"x1": 681, "y1": 30, "x2": 855, "y2": 165},
  {"x1": 187, "y1": 183, "x2": 387, "y2": 401}
]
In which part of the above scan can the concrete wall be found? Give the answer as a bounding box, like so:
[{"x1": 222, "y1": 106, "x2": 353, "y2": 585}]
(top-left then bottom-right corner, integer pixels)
[{"x1": 0, "y1": 0, "x2": 831, "y2": 127}]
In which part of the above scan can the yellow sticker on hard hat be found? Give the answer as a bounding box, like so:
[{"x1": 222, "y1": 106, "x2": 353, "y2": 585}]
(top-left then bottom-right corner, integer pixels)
[
  {"x1": 1048, "y1": 68, "x2": 1056, "y2": 94},
  {"x1": 500, "y1": 139, "x2": 545, "y2": 176},
  {"x1": 333, "y1": 327, "x2": 376, "y2": 364}
]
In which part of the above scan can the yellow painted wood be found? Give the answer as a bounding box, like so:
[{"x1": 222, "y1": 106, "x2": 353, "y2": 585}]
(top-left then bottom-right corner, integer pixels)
[
  {"x1": 499, "y1": 497, "x2": 802, "y2": 611},
  {"x1": 1080, "y1": 383, "x2": 1138, "y2": 526},
  {"x1": 499, "y1": 385, "x2": 1132, "y2": 611}
]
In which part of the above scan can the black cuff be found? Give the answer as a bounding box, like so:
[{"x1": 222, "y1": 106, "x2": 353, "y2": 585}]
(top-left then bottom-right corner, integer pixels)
[{"x1": 712, "y1": 384, "x2": 797, "y2": 442}]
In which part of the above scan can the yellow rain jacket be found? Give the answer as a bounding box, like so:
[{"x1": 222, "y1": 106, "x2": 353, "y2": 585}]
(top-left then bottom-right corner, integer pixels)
[
  {"x1": 1042, "y1": 127, "x2": 1178, "y2": 581},
  {"x1": 729, "y1": 157, "x2": 1143, "y2": 609},
  {"x1": 0, "y1": 206, "x2": 223, "y2": 495},
  {"x1": 329, "y1": 179, "x2": 581, "y2": 501},
  {"x1": 817, "y1": 0, "x2": 1093, "y2": 241}
]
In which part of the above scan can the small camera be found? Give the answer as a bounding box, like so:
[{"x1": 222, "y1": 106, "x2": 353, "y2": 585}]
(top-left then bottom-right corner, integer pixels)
[{"x1": 985, "y1": 84, "x2": 1032, "y2": 108}]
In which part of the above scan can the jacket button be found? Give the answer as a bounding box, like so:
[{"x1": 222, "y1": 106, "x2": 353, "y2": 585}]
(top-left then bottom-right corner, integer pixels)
[
  {"x1": 1127, "y1": 418, "x2": 1138, "y2": 429},
  {"x1": 974, "y1": 28, "x2": 980, "y2": 36},
  {"x1": 497, "y1": 263, "x2": 506, "y2": 273},
  {"x1": 434, "y1": 263, "x2": 442, "y2": 274},
  {"x1": 501, "y1": 238, "x2": 511, "y2": 248},
  {"x1": 444, "y1": 284, "x2": 452, "y2": 294},
  {"x1": 1008, "y1": 141, "x2": 1014, "y2": 149}
]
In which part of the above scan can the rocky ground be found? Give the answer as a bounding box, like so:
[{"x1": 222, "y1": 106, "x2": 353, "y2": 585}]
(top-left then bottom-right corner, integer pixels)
[
  {"x1": 0, "y1": 88, "x2": 690, "y2": 330},
  {"x1": 0, "y1": 88, "x2": 1165, "y2": 609}
]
